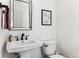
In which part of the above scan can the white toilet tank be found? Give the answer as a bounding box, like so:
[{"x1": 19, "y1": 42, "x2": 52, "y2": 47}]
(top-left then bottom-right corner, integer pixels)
[{"x1": 42, "y1": 40, "x2": 56, "y2": 56}]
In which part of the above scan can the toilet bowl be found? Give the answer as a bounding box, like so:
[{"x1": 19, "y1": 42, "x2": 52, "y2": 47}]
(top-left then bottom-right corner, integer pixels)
[{"x1": 42, "y1": 40, "x2": 65, "y2": 58}]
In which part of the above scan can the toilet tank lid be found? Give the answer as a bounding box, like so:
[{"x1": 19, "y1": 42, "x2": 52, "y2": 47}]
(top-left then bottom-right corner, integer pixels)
[{"x1": 43, "y1": 40, "x2": 56, "y2": 45}]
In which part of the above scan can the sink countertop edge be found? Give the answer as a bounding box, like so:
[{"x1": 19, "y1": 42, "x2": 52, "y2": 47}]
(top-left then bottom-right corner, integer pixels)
[{"x1": 7, "y1": 42, "x2": 43, "y2": 53}]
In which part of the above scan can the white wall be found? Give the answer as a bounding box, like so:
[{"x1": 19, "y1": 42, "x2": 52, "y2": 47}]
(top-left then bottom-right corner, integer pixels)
[
  {"x1": 57, "y1": 0, "x2": 79, "y2": 58},
  {"x1": 0, "y1": 0, "x2": 56, "y2": 58}
]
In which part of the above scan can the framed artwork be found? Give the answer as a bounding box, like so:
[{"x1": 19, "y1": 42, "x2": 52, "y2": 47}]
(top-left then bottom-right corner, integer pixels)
[{"x1": 41, "y1": 9, "x2": 52, "y2": 26}]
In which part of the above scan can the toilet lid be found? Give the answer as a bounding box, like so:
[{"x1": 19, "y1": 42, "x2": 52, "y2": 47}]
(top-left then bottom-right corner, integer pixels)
[{"x1": 49, "y1": 55, "x2": 65, "y2": 58}]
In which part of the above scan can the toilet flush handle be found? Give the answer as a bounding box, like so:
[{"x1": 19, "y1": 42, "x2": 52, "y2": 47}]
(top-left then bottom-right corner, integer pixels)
[{"x1": 43, "y1": 44, "x2": 48, "y2": 47}]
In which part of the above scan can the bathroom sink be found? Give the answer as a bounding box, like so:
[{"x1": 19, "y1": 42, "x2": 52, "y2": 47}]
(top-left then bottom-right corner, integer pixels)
[
  {"x1": 23, "y1": 40, "x2": 37, "y2": 44},
  {"x1": 6, "y1": 39, "x2": 43, "y2": 53}
]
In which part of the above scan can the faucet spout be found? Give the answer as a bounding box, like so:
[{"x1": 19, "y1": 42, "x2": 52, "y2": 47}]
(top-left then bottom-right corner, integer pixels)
[{"x1": 21, "y1": 33, "x2": 25, "y2": 41}]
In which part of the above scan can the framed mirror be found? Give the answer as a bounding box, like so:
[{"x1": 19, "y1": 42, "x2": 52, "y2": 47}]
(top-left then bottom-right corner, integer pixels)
[{"x1": 9, "y1": 0, "x2": 32, "y2": 30}]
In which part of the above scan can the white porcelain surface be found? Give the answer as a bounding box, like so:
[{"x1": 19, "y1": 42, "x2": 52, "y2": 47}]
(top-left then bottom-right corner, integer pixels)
[
  {"x1": 6, "y1": 39, "x2": 43, "y2": 53},
  {"x1": 42, "y1": 40, "x2": 56, "y2": 55},
  {"x1": 49, "y1": 55, "x2": 65, "y2": 58}
]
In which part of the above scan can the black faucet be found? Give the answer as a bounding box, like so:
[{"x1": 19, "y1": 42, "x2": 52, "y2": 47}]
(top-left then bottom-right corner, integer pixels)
[
  {"x1": 15, "y1": 36, "x2": 19, "y2": 41},
  {"x1": 25, "y1": 35, "x2": 29, "y2": 40},
  {"x1": 21, "y1": 33, "x2": 25, "y2": 41}
]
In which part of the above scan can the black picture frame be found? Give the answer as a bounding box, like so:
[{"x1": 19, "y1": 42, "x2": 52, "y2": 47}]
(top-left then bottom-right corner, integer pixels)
[{"x1": 41, "y1": 9, "x2": 52, "y2": 26}]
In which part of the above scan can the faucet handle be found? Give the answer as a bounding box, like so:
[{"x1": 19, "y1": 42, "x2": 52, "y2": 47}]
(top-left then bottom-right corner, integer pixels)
[
  {"x1": 25, "y1": 35, "x2": 29, "y2": 40},
  {"x1": 14, "y1": 36, "x2": 19, "y2": 41}
]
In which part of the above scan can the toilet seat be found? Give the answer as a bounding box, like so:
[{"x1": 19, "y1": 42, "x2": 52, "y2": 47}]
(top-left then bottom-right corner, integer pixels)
[{"x1": 49, "y1": 55, "x2": 65, "y2": 58}]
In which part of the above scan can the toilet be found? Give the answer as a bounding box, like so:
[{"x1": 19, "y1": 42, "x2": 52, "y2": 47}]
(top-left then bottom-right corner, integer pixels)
[{"x1": 42, "y1": 40, "x2": 65, "y2": 58}]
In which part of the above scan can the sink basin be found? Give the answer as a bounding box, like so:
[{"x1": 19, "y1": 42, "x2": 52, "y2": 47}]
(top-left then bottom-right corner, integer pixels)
[{"x1": 6, "y1": 39, "x2": 43, "y2": 53}]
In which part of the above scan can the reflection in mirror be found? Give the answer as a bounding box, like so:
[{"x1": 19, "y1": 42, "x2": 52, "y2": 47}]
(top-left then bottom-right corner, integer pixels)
[{"x1": 10, "y1": 0, "x2": 32, "y2": 30}]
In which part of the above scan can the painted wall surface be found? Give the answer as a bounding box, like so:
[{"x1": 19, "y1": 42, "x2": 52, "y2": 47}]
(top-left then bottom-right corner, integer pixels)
[
  {"x1": 0, "y1": 0, "x2": 56, "y2": 58},
  {"x1": 57, "y1": 0, "x2": 79, "y2": 58}
]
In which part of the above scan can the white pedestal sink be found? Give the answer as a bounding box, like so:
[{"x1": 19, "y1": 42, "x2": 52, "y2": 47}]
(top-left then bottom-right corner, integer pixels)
[{"x1": 6, "y1": 39, "x2": 43, "y2": 58}]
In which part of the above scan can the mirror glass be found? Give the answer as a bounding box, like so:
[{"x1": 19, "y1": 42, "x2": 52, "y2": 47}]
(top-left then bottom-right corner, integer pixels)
[{"x1": 10, "y1": 0, "x2": 32, "y2": 30}]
